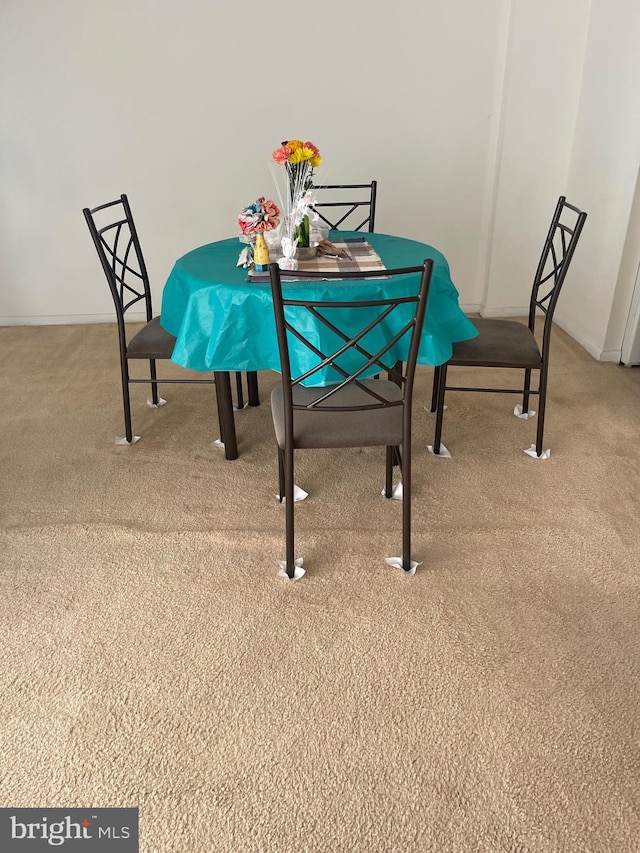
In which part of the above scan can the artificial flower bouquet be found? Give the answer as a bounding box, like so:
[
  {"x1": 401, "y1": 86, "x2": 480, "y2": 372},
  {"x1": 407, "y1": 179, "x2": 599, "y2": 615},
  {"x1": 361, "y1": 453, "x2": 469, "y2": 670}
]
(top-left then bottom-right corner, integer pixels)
[
  {"x1": 271, "y1": 139, "x2": 322, "y2": 268},
  {"x1": 238, "y1": 196, "x2": 280, "y2": 239},
  {"x1": 272, "y1": 139, "x2": 322, "y2": 195},
  {"x1": 236, "y1": 197, "x2": 280, "y2": 268}
]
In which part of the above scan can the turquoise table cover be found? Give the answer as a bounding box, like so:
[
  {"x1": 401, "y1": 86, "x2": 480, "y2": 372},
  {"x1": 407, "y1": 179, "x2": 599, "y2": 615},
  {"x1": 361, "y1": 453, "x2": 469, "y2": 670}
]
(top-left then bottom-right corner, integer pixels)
[{"x1": 160, "y1": 232, "x2": 478, "y2": 379}]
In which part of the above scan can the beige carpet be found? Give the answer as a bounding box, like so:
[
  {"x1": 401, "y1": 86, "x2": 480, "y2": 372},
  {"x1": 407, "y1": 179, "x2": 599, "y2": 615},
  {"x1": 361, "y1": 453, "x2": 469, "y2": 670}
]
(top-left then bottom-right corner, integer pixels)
[{"x1": 1, "y1": 322, "x2": 639, "y2": 852}]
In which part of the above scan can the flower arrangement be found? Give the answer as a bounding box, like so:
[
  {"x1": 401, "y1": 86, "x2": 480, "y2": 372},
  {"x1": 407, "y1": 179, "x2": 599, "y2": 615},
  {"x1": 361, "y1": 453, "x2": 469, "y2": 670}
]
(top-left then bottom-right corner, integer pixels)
[
  {"x1": 272, "y1": 139, "x2": 322, "y2": 201},
  {"x1": 236, "y1": 197, "x2": 280, "y2": 268},
  {"x1": 238, "y1": 197, "x2": 280, "y2": 237},
  {"x1": 271, "y1": 139, "x2": 322, "y2": 265}
]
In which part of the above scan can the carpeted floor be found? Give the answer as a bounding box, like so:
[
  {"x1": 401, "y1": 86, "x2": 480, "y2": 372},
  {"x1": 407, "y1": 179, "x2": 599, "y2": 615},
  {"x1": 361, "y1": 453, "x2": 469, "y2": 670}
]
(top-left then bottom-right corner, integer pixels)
[{"x1": 1, "y1": 322, "x2": 639, "y2": 852}]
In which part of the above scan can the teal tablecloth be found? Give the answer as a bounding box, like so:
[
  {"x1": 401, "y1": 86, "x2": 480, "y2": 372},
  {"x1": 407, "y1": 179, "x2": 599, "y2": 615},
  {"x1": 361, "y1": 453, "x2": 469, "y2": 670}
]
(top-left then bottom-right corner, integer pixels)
[{"x1": 160, "y1": 232, "x2": 477, "y2": 378}]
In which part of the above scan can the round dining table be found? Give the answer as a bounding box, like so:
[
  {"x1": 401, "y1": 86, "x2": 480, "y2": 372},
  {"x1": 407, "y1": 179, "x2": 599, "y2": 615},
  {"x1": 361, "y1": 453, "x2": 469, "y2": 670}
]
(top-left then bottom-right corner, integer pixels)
[{"x1": 160, "y1": 231, "x2": 478, "y2": 459}]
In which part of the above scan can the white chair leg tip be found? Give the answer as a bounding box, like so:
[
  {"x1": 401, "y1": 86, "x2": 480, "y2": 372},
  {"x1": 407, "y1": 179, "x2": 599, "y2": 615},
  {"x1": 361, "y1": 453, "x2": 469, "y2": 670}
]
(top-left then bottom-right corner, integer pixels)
[
  {"x1": 147, "y1": 396, "x2": 167, "y2": 408},
  {"x1": 514, "y1": 405, "x2": 536, "y2": 419},
  {"x1": 385, "y1": 557, "x2": 420, "y2": 575},
  {"x1": 427, "y1": 443, "x2": 451, "y2": 458},
  {"x1": 524, "y1": 444, "x2": 550, "y2": 459},
  {"x1": 277, "y1": 558, "x2": 305, "y2": 580},
  {"x1": 381, "y1": 482, "x2": 403, "y2": 500},
  {"x1": 276, "y1": 485, "x2": 309, "y2": 503},
  {"x1": 115, "y1": 435, "x2": 140, "y2": 445}
]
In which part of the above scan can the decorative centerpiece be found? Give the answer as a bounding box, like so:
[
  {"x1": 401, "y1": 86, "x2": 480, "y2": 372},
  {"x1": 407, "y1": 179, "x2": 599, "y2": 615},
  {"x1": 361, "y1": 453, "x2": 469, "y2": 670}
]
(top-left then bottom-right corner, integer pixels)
[
  {"x1": 236, "y1": 197, "x2": 280, "y2": 268},
  {"x1": 271, "y1": 139, "x2": 322, "y2": 268}
]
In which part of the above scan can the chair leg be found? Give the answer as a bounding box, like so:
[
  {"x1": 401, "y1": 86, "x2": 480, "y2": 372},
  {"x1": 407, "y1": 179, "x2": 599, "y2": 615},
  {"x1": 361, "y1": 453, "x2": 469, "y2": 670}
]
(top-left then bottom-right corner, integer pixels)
[
  {"x1": 284, "y1": 444, "x2": 296, "y2": 578},
  {"x1": 277, "y1": 446, "x2": 285, "y2": 503},
  {"x1": 247, "y1": 371, "x2": 260, "y2": 406},
  {"x1": 430, "y1": 365, "x2": 441, "y2": 413},
  {"x1": 535, "y1": 368, "x2": 549, "y2": 457},
  {"x1": 149, "y1": 359, "x2": 160, "y2": 406},
  {"x1": 432, "y1": 365, "x2": 448, "y2": 454},
  {"x1": 384, "y1": 446, "x2": 394, "y2": 497},
  {"x1": 522, "y1": 368, "x2": 532, "y2": 414},
  {"x1": 402, "y1": 440, "x2": 412, "y2": 572},
  {"x1": 121, "y1": 357, "x2": 134, "y2": 443}
]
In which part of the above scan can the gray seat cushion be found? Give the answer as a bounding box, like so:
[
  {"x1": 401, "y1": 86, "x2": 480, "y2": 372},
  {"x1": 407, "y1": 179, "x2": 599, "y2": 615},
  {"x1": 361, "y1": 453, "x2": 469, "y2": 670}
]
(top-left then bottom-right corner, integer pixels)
[
  {"x1": 126, "y1": 316, "x2": 176, "y2": 359},
  {"x1": 450, "y1": 319, "x2": 542, "y2": 368},
  {"x1": 271, "y1": 380, "x2": 403, "y2": 449}
]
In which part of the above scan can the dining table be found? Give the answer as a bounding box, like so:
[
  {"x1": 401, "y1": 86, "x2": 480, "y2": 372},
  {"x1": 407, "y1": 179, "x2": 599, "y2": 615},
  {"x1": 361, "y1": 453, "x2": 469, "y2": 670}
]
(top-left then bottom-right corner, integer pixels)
[{"x1": 160, "y1": 231, "x2": 478, "y2": 459}]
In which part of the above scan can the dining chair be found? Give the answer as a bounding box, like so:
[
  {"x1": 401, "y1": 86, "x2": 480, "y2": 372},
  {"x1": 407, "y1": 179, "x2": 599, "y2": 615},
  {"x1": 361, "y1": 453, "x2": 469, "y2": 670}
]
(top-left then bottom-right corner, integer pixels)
[
  {"x1": 83, "y1": 194, "x2": 257, "y2": 445},
  {"x1": 269, "y1": 258, "x2": 434, "y2": 579},
  {"x1": 429, "y1": 196, "x2": 587, "y2": 459},
  {"x1": 310, "y1": 181, "x2": 377, "y2": 232}
]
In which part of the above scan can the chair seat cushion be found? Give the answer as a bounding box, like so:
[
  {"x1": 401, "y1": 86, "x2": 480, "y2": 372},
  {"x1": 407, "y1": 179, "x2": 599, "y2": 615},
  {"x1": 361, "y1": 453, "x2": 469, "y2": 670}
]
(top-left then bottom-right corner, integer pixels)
[
  {"x1": 450, "y1": 319, "x2": 542, "y2": 368},
  {"x1": 271, "y1": 380, "x2": 403, "y2": 449},
  {"x1": 126, "y1": 316, "x2": 176, "y2": 359}
]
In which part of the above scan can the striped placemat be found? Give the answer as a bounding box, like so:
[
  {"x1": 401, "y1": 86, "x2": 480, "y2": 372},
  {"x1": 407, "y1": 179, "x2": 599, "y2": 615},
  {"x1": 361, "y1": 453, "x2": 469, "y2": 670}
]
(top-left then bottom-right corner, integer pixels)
[{"x1": 246, "y1": 237, "x2": 387, "y2": 282}]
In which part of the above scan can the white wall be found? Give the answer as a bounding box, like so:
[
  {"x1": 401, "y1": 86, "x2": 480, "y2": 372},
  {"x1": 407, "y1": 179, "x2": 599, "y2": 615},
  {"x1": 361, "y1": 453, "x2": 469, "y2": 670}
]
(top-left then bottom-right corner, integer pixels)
[
  {"x1": 481, "y1": 0, "x2": 590, "y2": 317},
  {"x1": 2, "y1": 0, "x2": 639, "y2": 364},
  {"x1": 619, "y1": 169, "x2": 640, "y2": 364},
  {"x1": 482, "y1": 0, "x2": 640, "y2": 362},
  {"x1": 558, "y1": 0, "x2": 640, "y2": 361},
  {"x1": 0, "y1": 0, "x2": 504, "y2": 324}
]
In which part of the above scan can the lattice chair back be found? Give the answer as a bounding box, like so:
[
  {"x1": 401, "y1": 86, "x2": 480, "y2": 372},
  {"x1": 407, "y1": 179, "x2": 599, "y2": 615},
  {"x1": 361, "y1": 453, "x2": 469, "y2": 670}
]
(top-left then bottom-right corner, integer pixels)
[
  {"x1": 311, "y1": 181, "x2": 377, "y2": 232},
  {"x1": 84, "y1": 194, "x2": 153, "y2": 339},
  {"x1": 528, "y1": 196, "x2": 587, "y2": 353}
]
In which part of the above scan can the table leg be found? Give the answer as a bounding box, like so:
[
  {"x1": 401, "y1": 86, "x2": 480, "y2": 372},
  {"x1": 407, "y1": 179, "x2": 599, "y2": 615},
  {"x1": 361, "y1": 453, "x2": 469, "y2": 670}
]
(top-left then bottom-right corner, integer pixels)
[
  {"x1": 247, "y1": 371, "x2": 260, "y2": 407},
  {"x1": 214, "y1": 372, "x2": 238, "y2": 460},
  {"x1": 234, "y1": 372, "x2": 245, "y2": 410}
]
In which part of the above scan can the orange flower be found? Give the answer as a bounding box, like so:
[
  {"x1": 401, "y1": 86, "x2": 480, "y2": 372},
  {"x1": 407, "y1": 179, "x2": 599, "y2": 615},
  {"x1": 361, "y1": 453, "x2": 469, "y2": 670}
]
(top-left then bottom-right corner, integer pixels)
[{"x1": 272, "y1": 145, "x2": 292, "y2": 165}]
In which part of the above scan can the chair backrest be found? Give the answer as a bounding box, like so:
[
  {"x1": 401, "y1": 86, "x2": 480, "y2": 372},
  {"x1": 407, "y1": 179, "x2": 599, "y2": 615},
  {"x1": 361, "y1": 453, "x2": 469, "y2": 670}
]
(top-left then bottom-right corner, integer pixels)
[
  {"x1": 529, "y1": 196, "x2": 587, "y2": 351},
  {"x1": 83, "y1": 194, "x2": 153, "y2": 327},
  {"x1": 310, "y1": 181, "x2": 377, "y2": 232},
  {"x1": 269, "y1": 260, "x2": 434, "y2": 424}
]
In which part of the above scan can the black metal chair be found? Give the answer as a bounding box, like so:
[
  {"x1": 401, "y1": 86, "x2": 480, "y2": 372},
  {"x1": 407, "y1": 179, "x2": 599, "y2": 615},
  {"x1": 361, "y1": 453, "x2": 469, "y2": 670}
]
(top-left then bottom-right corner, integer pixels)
[
  {"x1": 430, "y1": 196, "x2": 587, "y2": 458},
  {"x1": 311, "y1": 181, "x2": 377, "y2": 232},
  {"x1": 83, "y1": 194, "x2": 258, "y2": 445},
  {"x1": 269, "y1": 258, "x2": 434, "y2": 579}
]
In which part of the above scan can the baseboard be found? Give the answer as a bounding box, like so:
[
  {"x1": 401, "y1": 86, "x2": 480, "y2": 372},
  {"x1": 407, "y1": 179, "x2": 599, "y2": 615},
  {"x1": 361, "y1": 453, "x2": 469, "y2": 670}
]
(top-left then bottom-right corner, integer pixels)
[
  {"x1": 600, "y1": 348, "x2": 623, "y2": 363},
  {"x1": 478, "y1": 305, "x2": 530, "y2": 318},
  {"x1": 2, "y1": 308, "x2": 622, "y2": 364},
  {"x1": 553, "y1": 316, "x2": 620, "y2": 362},
  {"x1": 0, "y1": 312, "x2": 147, "y2": 327}
]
